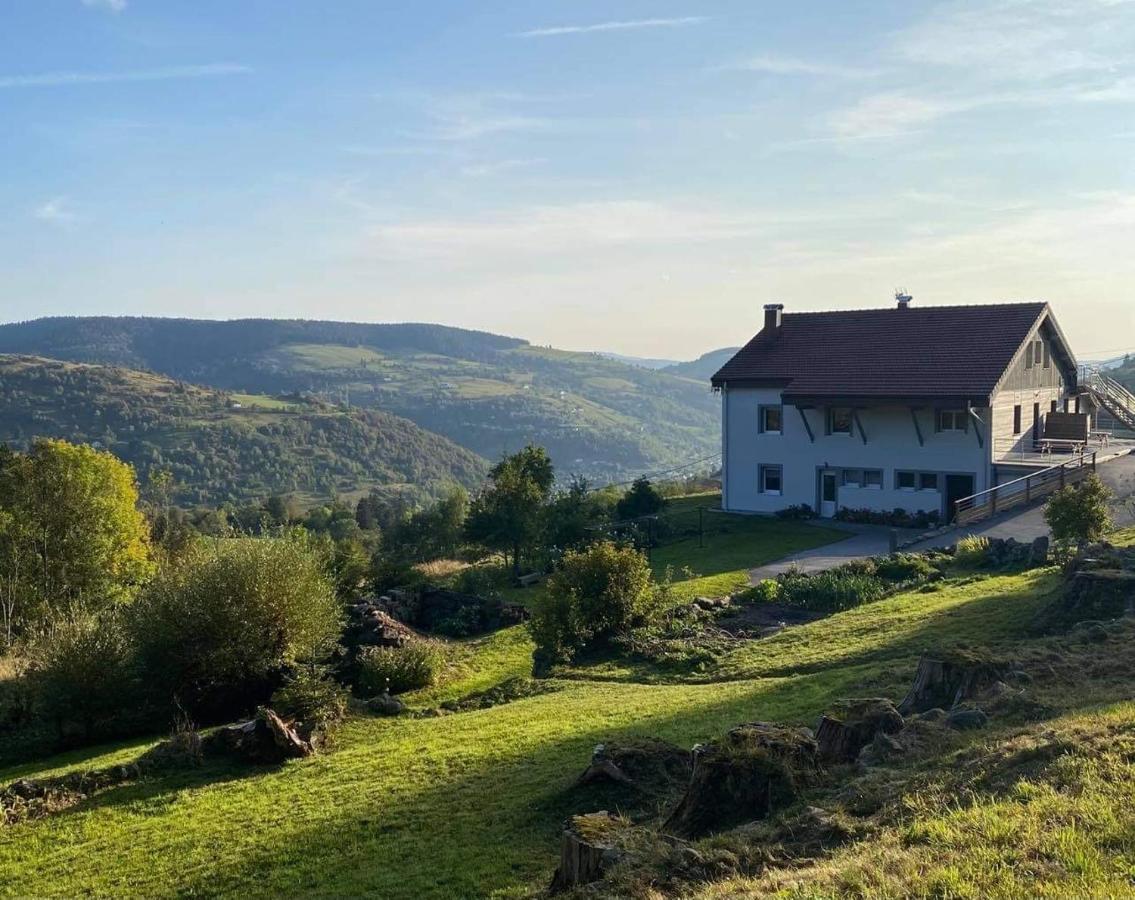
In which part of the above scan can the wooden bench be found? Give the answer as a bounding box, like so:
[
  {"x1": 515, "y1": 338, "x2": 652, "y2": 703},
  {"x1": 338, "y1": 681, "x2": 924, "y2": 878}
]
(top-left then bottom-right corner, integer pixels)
[
  {"x1": 1039, "y1": 438, "x2": 1085, "y2": 454},
  {"x1": 516, "y1": 572, "x2": 544, "y2": 588},
  {"x1": 1091, "y1": 430, "x2": 1113, "y2": 447}
]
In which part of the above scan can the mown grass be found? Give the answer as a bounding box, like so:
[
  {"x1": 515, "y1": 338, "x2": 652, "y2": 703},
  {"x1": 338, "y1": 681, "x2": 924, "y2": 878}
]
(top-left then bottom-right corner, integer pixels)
[{"x1": 1, "y1": 532, "x2": 1132, "y2": 898}]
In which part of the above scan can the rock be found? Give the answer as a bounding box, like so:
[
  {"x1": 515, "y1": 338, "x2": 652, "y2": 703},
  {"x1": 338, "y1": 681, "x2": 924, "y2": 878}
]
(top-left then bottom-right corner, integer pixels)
[
  {"x1": 1072, "y1": 620, "x2": 1110, "y2": 643},
  {"x1": 575, "y1": 738, "x2": 692, "y2": 797},
  {"x1": 946, "y1": 707, "x2": 989, "y2": 731},
  {"x1": 915, "y1": 707, "x2": 948, "y2": 723},
  {"x1": 549, "y1": 811, "x2": 628, "y2": 893},
  {"x1": 367, "y1": 692, "x2": 405, "y2": 717},
  {"x1": 7, "y1": 779, "x2": 44, "y2": 800},
  {"x1": 898, "y1": 653, "x2": 1009, "y2": 715},
  {"x1": 137, "y1": 730, "x2": 204, "y2": 770},
  {"x1": 204, "y1": 708, "x2": 312, "y2": 764},
  {"x1": 984, "y1": 680, "x2": 1014, "y2": 698},
  {"x1": 1028, "y1": 536, "x2": 1050, "y2": 567},
  {"x1": 1035, "y1": 569, "x2": 1135, "y2": 633},
  {"x1": 815, "y1": 698, "x2": 904, "y2": 763},
  {"x1": 679, "y1": 847, "x2": 706, "y2": 869},
  {"x1": 693, "y1": 596, "x2": 730, "y2": 611},
  {"x1": 663, "y1": 722, "x2": 819, "y2": 838}
]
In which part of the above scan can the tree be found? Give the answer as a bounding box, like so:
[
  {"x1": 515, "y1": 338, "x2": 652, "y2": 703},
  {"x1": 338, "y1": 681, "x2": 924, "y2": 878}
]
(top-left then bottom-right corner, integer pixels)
[
  {"x1": 1044, "y1": 472, "x2": 1113, "y2": 546},
  {"x1": 543, "y1": 477, "x2": 615, "y2": 552},
  {"x1": 616, "y1": 477, "x2": 666, "y2": 521},
  {"x1": 465, "y1": 446, "x2": 554, "y2": 576},
  {"x1": 528, "y1": 541, "x2": 656, "y2": 668},
  {"x1": 0, "y1": 440, "x2": 153, "y2": 632}
]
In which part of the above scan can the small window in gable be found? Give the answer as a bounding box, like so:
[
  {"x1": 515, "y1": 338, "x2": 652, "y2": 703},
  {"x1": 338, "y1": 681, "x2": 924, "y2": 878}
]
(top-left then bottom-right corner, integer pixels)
[
  {"x1": 1043, "y1": 342, "x2": 1051, "y2": 368},
  {"x1": 759, "y1": 405, "x2": 782, "y2": 434},
  {"x1": 759, "y1": 464, "x2": 782, "y2": 495},
  {"x1": 829, "y1": 407, "x2": 853, "y2": 435},
  {"x1": 1013, "y1": 404, "x2": 1022, "y2": 434}
]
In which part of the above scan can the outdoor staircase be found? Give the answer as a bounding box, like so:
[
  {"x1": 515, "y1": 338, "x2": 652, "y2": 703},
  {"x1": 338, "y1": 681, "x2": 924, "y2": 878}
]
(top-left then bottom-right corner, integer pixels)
[{"x1": 1084, "y1": 369, "x2": 1135, "y2": 432}]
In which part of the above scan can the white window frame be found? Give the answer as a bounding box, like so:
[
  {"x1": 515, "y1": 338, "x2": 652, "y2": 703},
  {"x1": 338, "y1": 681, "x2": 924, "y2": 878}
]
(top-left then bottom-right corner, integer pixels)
[
  {"x1": 937, "y1": 409, "x2": 967, "y2": 432},
  {"x1": 759, "y1": 404, "x2": 783, "y2": 435},
  {"x1": 829, "y1": 407, "x2": 854, "y2": 436},
  {"x1": 759, "y1": 464, "x2": 783, "y2": 496},
  {"x1": 863, "y1": 469, "x2": 883, "y2": 489}
]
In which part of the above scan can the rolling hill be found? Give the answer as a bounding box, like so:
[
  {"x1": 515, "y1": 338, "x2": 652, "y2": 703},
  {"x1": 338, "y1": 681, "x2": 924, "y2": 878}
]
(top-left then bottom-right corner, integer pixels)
[
  {"x1": 661, "y1": 346, "x2": 740, "y2": 381},
  {"x1": 0, "y1": 354, "x2": 486, "y2": 507},
  {"x1": 0, "y1": 317, "x2": 721, "y2": 482}
]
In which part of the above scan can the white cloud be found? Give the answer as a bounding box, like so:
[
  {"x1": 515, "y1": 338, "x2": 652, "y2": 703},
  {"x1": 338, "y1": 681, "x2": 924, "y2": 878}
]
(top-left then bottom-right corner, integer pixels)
[
  {"x1": 721, "y1": 55, "x2": 878, "y2": 78},
  {"x1": 81, "y1": 0, "x2": 127, "y2": 12},
  {"x1": 34, "y1": 197, "x2": 78, "y2": 224},
  {"x1": 518, "y1": 17, "x2": 707, "y2": 38},
  {"x1": 0, "y1": 63, "x2": 251, "y2": 90},
  {"x1": 459, "y1": 158, "x2": 546, "y2": 178}
]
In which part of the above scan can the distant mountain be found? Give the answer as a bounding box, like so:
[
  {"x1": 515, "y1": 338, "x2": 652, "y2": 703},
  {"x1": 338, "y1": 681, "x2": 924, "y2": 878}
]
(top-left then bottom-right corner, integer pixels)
[
  {"x1": 593, "y1": 351, "x2": 681, "y2": 370},
  {"x1": 661, "y1": 347, "x2": 741, "y2": 381},
  {"x1": 0, "y1": 354, "x2": 486, "y2": 507},
  {"x1": 0, "y1": 318, "x2": 719, "y2": 483}
]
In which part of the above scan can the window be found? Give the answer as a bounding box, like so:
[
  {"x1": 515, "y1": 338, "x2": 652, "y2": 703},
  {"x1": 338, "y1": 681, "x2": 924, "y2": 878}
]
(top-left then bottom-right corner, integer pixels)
[
  {"x1": 759, "y1": 464, "x2": 782, "y2": 495},
  {"x1": 1050, "y1": 400, "x2": 1058, "y2": 414},
  {"x1": 1026, "y1": 347, "x2": 1033, "y2": 369},
  {"x1": 1063, "y1": 398, "x2": 1070, "y2": 413},
  {"x1": 897, "y1": 471, "x2": 916, "y2": 490},
  {"x1": 842, "y1": 469, "x2": 862, "y2": 487},
  {"x1": 898, "y1": 471, "x2": 938, "y2": 491},
  {"x1": 1013, "y1": 404, "x2": 1022, "y2": 434},
  {"x1": 936, "y1": 409, "x2": 967, "y2": 432},
  {"x1": 759, "y1": 405, "x2": 782, "y2": 434},
  {"x1": 1035, "y1": 340, "x2": 1043, "y2": 365},
  {"x1": 1043, "y1": 342, "x2": 1051, "y2": 368},
  {"x1": 919, "y1": 472, "x2": 939, "y2": 492},
  {"x1": 829, "y1": 407, "x2": 853, "y2": 435},
  {"x1": 863, "y1": 469, "x2": 883, "y2": 488},
  {"x1": 1033, "y1": 403, "x2": 1040, "y2": 441}
]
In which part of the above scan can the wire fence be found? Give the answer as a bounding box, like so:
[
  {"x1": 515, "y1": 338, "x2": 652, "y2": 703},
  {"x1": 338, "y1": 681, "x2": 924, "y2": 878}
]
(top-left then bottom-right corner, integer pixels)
[{"x1": 588, "y1": 500, "x2": 742, "y2": 562}]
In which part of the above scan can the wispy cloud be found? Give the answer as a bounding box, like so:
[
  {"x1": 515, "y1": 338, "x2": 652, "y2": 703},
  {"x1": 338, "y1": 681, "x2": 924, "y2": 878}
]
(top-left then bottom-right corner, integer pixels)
[
  {"x1": 459, "y1": 158, "x2": 546, "y2": 178},
  {"x1": 34, "y1": 197, "x2": 78, "y2": 224},
  {"x1": 721, "y1": 55, "x2": 879, "y2": 78},
  {"x1": 81, "y1": 0, "x2": 127, "y2": 12},
  {"x1": 518, "y1": 17, "x2": 707, "y2": 38},
  {"x1": 0, "y1": 63, "x2": 251, "y2": 90}
]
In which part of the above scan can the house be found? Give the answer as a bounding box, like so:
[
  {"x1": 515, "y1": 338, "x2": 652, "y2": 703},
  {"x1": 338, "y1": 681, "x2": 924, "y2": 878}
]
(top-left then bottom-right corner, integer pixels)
[{"x1": 711, "y1": 296, "x2": 1085, "y2": 522}]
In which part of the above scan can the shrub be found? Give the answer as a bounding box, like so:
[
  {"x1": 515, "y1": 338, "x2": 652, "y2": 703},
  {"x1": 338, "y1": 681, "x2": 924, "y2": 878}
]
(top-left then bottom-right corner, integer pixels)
[
  {"x1": 1044, "y1": 473, "x2": 1113, "y2": 546},
  {"x1": 874, "y1": 553, "x2": 936, "y2": 582},
  {"x1": 270, "y1": 665, "x2": 348, "y2": 734},
  {"x1": 775, "y1": 504, "x2": 816, "y2": 520},
  {"x1": 130, "y1": 536, "x2": 341, "y2": 721},
  {"x1": 736, "y1": 579, "x2": 781, "y2": 604},
  {"x1": 430, "y1": 605, "x2": 483, "y2": 638},
  {"x1": 27, "y1": 611, "x2": 140, "y2": 741},
  {"x1": 955, "y1": 535, "x2": 992, "y2": 569},
  {"x1": 834, "y1": 507, "x2": 942, "y2": 529},
  {"x1": 777, "y1": 570, "x2": 887, "y2": 613},
  {"x1": 357, "y1": 642, "x2": 445, "y2": 695},
  {"x1": 616, "y1": 477, "x2": 666, "y2": 521},
  {"x1": 529, "y1": 541, "x2": 657, "y2": 665},
  {"x1": 452, "y1": 563, "x2": 510, "y2": 598},
  {"x1": 840, "y1": 558, "x2": 880, "y2": 577}
]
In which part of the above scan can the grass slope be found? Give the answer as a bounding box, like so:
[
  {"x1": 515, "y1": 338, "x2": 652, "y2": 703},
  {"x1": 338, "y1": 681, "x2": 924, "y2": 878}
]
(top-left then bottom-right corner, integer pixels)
[
  {"x1": 3, "y1": 535, "x2": 1116, "y2": 897},
  {"x1": 0, "y1": 354, "x2": 486, "y2": 506}
]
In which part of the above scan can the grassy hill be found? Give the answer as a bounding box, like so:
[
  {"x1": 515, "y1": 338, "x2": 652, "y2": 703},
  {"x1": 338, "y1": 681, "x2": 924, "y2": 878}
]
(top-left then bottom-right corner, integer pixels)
[
  {"x1": 0, "y1": 354, "x2": 486, "y2": 506},
  {"x1": 3, "y1": 528, "x2": 1133, "y2": 897},
  {"x1": 661, "y1": 346, "x2": 740, "y2": 381},
  {"x1": 0, "y1": 318, "x2": 720, "y2": 482}
]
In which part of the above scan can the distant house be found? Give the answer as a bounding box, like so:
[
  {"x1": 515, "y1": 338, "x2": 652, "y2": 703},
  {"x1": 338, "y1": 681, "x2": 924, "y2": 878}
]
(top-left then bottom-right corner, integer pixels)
[{"x1": 711, "y1": 297, "x2": 1086, "y2": 522}]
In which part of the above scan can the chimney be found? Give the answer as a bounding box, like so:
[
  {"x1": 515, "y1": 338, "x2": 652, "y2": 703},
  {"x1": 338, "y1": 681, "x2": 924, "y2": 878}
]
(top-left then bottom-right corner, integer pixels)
[
  {"x1": 763, "y1": 303, "x2": 784, "y2": 332},
  {"x1": 895, "y1": 290, "x2": 913, "y2": 310}
]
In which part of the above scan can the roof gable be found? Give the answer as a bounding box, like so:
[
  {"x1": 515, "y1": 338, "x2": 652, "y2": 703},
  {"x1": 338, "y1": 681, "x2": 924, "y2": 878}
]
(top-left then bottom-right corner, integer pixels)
[{"x1": 711, "y1": 302, "x2": 1061, "y2": 403}]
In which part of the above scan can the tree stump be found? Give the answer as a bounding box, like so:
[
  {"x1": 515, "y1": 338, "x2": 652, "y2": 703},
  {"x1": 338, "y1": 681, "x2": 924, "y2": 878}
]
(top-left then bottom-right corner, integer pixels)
[
  {"x1": 815, "y1": 698, "x2": 904, "y2": 763},
  {"x1": 548, "y1": 811, "x2": 626, "y2": 893},
  {"x1": 898, "y1": 654, "x2": 1007, "y2": 715},
  {"x1": 575, "y1": 738, "x2": 692, "y2": 795}
]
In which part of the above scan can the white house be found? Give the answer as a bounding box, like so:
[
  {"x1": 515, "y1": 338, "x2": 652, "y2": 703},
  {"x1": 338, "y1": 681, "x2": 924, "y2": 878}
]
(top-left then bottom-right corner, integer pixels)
[{"x1": 711, "y1": 297, "x2": 1084, "y2": 522}]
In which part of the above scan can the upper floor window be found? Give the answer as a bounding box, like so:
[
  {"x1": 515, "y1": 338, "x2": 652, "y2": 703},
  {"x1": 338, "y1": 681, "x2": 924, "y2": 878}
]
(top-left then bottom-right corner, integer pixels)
[
  {"x1": 828, "y1": 407, "x2": 853, "y2": 436},
  {"x1": 759, "y1": 405, "x2": 782, "y2": 434},
  {"x1": 1043, "y1": 342, "x2": 1051, "y2": 368},
  {"x1": 936, "y1": 409, "x2": 967, "y2": 432},
  {"x1": 1013, "y1": 404, "x2": 1022, "y2": 434}
]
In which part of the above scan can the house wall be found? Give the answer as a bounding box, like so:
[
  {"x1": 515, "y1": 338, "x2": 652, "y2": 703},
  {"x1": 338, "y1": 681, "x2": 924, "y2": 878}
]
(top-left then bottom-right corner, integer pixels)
[
  {"x1": 990, "y1": 324, "x2": 1077, "y2": 458},
  {"x1": 721, "y1": 387, "x2": 992, "y2": 517}
]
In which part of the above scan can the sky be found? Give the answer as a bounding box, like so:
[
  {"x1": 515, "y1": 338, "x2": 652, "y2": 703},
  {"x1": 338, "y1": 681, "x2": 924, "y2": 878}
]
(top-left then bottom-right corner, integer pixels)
[{"x1": 1, "y1": 0, "x2": 1133, "y2": 360}]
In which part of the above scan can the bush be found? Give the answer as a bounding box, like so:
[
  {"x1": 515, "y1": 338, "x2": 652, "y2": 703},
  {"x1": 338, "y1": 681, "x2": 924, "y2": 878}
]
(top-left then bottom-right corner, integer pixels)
[
  {"x1": 27, "y1": 611, "x2": 140, "y2": 741},
  {"x1": 834, "y1": 507, "x2": 941, "y2": 529},
  {"x1": 130, "y1": 536, "x2": 341, "y2": 721},
  {"x1": 1044, "y1": 473, "x2": 1113, "y2": 547},
  {"x1": 270, "y1": 666, "x2": 348, "y2": 734},
  {"x1": 874, "y1": 553, "x2": 936, "y2": 582},
  {"x1": 529, "y1": 541, "x2": 657, "y2": 665},
  {"x1": 736, "y1": 579, "x2": 781, "y2": 604},
  {"x1": 357, "y1": 642, "x2": 445, "y2": 695},
  {"x1": 955, "y1": 535, "x2": 992, "y2": 569},
  {"x1": 451, "y1": 564, "x2": 510, "y2": 598},
  {"x1": 775, "y1": 504, "x2": 816, "y2": 520},
  {"x1": 777, "y1": 570, "x2": 887, "y2": 613}
]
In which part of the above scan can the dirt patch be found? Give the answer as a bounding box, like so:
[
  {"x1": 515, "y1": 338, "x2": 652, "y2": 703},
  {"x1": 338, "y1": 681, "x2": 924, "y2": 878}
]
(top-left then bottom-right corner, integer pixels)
[{"x1": 717, "y1": 602, "x2": 823, "y2": 637}]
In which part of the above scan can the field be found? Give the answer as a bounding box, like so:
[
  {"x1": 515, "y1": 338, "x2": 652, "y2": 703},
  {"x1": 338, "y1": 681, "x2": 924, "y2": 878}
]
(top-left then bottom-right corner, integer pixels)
[{"x1": 6, "y1": 528, "x2": 1132, "y2": 897}]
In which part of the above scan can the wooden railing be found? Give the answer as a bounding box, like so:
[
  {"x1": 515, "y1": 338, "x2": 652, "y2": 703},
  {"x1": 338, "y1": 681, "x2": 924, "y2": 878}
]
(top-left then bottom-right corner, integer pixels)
[{"x1": 954, "y1": 451, "x2": 1097, "y2": 526}]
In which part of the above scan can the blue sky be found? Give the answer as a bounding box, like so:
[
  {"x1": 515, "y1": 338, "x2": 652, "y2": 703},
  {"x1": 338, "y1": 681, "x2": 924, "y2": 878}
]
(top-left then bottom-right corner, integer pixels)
[{"x1": 2, "y1": 0, "x2": 1133, "y2": 358}]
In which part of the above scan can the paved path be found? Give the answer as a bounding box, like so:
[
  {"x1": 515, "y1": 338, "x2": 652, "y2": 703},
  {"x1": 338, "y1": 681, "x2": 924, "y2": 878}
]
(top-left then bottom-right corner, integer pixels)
[{"x1": 749, "y1": 450, "x2": 1135, "y2": 583}]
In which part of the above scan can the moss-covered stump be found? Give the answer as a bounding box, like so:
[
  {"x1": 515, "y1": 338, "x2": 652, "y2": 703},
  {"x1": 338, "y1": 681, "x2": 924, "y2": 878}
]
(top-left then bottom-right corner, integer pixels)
[
  {"x1": 898, "y1": 652, "x2": 1009, "y2": 715},
  {"x1": 663, "y1": 722, "x2": 820, "y2": 838},
  {"x1": 549, "y1": 811, "x2": 630, "y2": 893},
  {"x1": 1034, "y1": 570, "x2": 1135, "y2": 633},
  {"x1": 575, "y1": 738, "x2": 693, "y2": 797},
  {"x1": 815, "y1": 698, "x2": 904, "y2": 763}
]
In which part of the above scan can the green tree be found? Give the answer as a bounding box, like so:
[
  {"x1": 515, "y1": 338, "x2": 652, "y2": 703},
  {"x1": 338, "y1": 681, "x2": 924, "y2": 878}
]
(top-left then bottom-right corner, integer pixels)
[
  {"x1": 0, "y1": 440, "x2": 153, "y2": 629},
  {"x1": 465, "y1": 446, "x2": 554, "y2": 576},
  {"x1": 616, "y1": 477, "x2": 666, "y2": 521},
  {"x1": 528, "y1": 541, "x2": 656, "y2": 668},
  {"x1": 543, "y1": 476, "x2": 615, "y2": 552},
  {"x1": 1044, "y1": 473, "x2": 1113, "y2": 546}
]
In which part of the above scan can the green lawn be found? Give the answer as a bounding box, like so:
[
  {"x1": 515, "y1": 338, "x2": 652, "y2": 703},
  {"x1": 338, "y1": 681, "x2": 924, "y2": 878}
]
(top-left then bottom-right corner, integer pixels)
[{"x1": 0, "y1": 544, "x2": 1106, "y2": 898}]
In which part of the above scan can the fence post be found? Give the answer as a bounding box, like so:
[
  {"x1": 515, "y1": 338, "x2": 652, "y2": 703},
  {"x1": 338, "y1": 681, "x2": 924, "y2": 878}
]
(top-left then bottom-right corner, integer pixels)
[{"x1": 698, "y1": 507, "x2": 704, "y2": 549}]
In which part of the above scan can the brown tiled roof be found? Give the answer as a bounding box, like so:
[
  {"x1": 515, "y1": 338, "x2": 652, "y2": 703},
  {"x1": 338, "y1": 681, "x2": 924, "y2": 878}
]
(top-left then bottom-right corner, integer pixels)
[{"x1": 711, "y1": 302, "x2": 1050, "y2": 402}]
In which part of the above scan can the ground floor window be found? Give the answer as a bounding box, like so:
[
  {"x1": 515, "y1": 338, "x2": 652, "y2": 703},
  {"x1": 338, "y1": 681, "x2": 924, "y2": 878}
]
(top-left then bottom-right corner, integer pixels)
[
  {"x1": 842, "y1": 468, "x2": 883, "y2": 488},
  {"x1": 759, "y1": 464, "x2": 782, "y2": 495}
]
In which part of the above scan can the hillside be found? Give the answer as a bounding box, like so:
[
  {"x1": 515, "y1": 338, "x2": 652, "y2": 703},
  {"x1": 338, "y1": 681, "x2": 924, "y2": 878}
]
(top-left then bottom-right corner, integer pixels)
[
  {"x1": 3, "y1": 528, "x2": 1134, "y2": 896},
  {"x1": 0, "y1": 318, "x2": 719, "y2": 482},
  {"x1": 0, "y1": 355, "x2": 486, "y2": 506},
  {"x1": 662, "y1": 346, "x2": 740, "y2": 381}
]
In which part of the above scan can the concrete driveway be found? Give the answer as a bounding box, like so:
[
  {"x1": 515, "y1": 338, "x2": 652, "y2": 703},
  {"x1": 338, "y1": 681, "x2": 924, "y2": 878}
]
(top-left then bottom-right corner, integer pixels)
[{"x1": 749, "y1": 450, "x2": 1135, "y2": 583}]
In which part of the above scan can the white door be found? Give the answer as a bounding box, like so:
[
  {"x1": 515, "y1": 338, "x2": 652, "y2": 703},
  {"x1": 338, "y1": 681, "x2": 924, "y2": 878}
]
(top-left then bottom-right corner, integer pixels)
[{"x1": 820, "y1": 470, "x2": 838, "y2": 518}]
